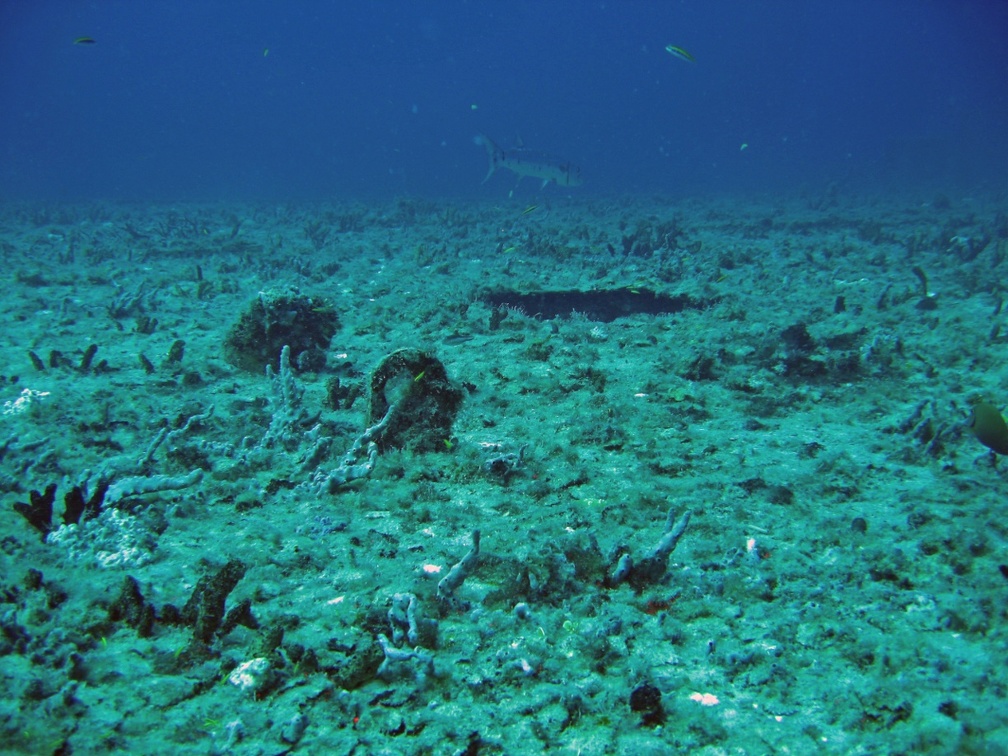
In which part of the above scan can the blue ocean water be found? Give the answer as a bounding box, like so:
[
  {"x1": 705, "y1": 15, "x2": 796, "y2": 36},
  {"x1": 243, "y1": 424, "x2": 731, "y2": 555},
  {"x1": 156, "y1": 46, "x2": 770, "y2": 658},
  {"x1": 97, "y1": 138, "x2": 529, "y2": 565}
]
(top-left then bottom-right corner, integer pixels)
[{"x1": 1, "y1": 0, "x2": 1005, "y2": 201}]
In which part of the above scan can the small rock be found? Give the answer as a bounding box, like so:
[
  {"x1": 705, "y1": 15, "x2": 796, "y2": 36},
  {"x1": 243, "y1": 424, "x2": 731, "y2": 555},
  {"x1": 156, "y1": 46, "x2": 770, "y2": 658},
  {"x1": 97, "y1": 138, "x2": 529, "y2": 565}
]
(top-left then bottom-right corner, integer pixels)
[
  {"x1": 227, "y1": 657, "x2": 271, "y2": 695},
  {"x1": 280, "y1": 712, "x2": 309, "y2": 745}
]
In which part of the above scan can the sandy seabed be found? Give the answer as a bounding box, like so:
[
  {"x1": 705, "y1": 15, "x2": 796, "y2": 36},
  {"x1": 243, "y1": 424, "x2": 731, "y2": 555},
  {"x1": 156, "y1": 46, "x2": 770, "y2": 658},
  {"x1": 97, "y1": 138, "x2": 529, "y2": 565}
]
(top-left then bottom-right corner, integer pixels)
[{"x1": 0, "y1": 191, "x2": 1006, "y2": 755}]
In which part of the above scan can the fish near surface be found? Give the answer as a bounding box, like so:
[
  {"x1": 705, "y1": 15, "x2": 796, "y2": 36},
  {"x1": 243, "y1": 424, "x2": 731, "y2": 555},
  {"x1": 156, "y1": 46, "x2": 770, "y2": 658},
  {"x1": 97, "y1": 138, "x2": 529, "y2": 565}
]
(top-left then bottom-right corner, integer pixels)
[{"x1": 478, "y1": 136, "x2": 582, "y2": 190}]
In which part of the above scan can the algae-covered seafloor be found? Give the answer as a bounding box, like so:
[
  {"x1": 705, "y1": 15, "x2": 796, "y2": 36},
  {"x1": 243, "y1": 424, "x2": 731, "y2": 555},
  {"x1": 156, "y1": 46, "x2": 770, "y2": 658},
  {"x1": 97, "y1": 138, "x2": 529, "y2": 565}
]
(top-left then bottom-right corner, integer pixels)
[{"x1": 0, "y1": 193, "x2": 1006, "y2": 754}]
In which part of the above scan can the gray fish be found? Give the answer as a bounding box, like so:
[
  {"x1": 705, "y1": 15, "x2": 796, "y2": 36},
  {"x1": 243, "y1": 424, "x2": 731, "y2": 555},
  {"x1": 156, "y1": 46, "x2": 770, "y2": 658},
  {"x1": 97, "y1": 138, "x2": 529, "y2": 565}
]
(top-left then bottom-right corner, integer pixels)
[{"x1": 478, "y1": 135, "x2": 582, "y2": 189}]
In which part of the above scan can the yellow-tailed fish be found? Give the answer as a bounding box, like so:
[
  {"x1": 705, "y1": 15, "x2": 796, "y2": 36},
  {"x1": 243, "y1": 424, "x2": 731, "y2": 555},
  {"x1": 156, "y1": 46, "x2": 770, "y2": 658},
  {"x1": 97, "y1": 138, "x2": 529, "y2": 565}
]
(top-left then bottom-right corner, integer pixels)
[
  {"x1": 521, "y1": 204, "x2": 539, "y2": 216},
  {"x1": 665, "y1": 44, "x2": 694, "y2": 63},
  {"x1": 74, "y1": 37, "x2": 96, "y2": 45}
]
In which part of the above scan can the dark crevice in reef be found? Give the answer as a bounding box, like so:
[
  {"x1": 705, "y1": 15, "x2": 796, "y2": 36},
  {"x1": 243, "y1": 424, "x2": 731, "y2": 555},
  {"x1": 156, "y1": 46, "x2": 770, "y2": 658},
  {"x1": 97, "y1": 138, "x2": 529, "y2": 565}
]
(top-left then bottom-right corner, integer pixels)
[{"x1": 482, "y1": 288, "x2": 717, "y2": 323}]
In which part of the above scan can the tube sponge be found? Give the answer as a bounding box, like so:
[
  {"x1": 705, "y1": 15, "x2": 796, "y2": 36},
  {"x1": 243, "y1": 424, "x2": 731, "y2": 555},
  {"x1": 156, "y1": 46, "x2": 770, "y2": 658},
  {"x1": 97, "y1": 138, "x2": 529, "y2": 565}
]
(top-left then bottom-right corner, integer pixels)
[{"x1": 969, "y1": 402, "x2": 1008, "y2": 455}]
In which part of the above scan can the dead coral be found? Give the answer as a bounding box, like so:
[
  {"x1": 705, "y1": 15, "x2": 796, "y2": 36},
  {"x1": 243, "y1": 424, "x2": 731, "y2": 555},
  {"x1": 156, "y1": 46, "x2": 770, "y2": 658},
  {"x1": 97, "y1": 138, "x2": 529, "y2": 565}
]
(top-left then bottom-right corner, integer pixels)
[
  {"x1": 366, "y1": 348, "x2": 464, "y2": 453},
  {"x1": 224, "y1": 288, "x2": 339, "y2": 374}
]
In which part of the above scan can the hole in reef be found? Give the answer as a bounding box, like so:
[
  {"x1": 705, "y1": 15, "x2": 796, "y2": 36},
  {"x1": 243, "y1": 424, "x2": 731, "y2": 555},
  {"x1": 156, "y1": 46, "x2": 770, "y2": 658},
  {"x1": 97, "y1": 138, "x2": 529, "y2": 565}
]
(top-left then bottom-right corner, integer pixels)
[{"x1": 482, "y1": 288, "x2": 717, "y2": 323}]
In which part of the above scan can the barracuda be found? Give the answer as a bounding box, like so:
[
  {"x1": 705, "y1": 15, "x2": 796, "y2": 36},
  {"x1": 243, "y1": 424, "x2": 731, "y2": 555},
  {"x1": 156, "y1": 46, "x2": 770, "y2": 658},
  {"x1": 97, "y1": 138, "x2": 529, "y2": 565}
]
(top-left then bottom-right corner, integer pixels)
[{"x1": 477, "y1": 135, "x2": 582, "y2": 189}]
